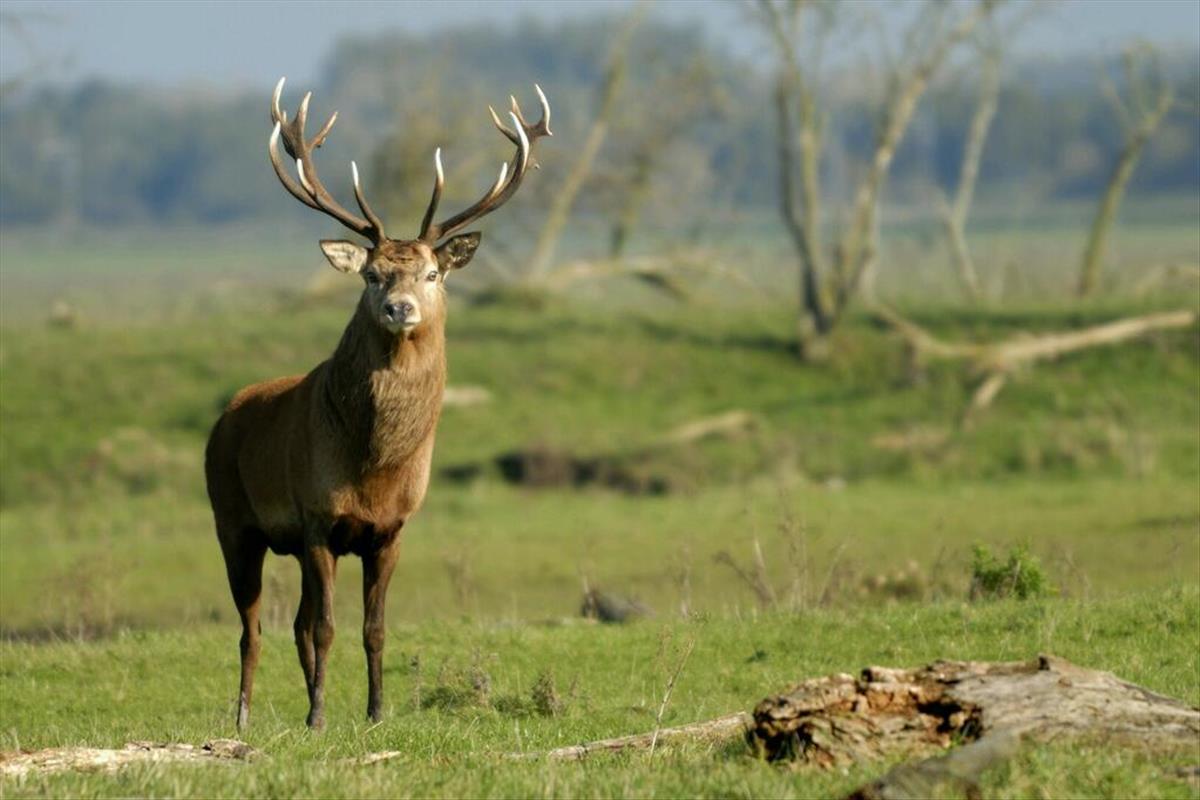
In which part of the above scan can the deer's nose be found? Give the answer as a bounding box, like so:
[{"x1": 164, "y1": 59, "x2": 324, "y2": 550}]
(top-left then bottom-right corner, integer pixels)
[{"x1": 383, "y1": 301, "x2": 416, "y2": 323}]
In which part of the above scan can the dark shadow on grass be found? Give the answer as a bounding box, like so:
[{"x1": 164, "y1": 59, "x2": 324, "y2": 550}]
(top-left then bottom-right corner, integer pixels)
[{"x1": 631, "y1": 317, "x2": 798, "y2": 358}]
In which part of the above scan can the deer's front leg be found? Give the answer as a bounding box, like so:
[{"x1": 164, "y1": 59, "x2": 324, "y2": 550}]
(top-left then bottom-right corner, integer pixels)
[
  {"x1": 302, "y1": 541, "x2": 337, "y2": 730},
  {"x1": 362, "y1": 538, "x2": 402, "y2": 722}
]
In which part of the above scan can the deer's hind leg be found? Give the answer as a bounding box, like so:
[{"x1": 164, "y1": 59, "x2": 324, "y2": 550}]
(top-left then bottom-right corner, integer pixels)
[{"x1": 218, "y1": 526, "x2": 268, "y2": 731}]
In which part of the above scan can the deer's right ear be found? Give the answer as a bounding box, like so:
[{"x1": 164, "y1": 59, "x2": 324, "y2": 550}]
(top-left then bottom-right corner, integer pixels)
[{"x1": 319, "y1": 240, "x2": 368, "y2": 274}]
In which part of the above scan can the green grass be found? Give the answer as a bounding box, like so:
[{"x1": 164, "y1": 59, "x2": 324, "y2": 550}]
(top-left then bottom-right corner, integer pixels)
[
  {"x1": 1, "y1": 214, "x2": 1198, "y2": 796},
  {"x1": 1, "y1": 299, "x2": 1196, "y2": 636},
  {"x1": 1, "y1": 588, "x2": 1197, "y2": 798},
  {"x1": 1, "y1": 475, "x2": 1198, "y2": 636}
]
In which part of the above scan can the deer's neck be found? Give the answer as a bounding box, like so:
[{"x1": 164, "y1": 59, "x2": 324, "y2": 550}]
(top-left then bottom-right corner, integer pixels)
[{"x1": 323, "y1": 303, "x2": 446, "y2": 468}]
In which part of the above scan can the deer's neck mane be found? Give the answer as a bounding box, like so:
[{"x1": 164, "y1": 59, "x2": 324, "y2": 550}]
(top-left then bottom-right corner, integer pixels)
[{"x1": 322, "y1": 303, "x2": 446, "y2": 468}]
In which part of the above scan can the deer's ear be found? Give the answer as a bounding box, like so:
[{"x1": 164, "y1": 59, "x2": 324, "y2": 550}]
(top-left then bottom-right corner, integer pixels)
[
  {"x1": 435, "y1": 232, "x2": 482, "y2": 272},
  {"x1": 320, "y1": 240, "x2": 368, "y2": 274}
]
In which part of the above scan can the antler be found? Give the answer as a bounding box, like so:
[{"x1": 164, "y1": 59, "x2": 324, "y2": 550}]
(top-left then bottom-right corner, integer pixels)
[
  {"x1": 418, "y1": 85, "x2": 552, "y2": 243},
  {"x1": 268, "y1": 77, "x2": 387, "y2": 243}
]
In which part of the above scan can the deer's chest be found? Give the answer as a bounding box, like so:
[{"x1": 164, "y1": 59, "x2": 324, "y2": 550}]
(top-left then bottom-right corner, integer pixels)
[{"x1": 325, "y1": 443, "x2": 434, "y2": 541}]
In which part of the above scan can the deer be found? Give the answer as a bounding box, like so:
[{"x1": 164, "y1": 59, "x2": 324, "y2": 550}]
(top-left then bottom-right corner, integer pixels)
[{"x1": 204, "y1": 77, "x2": 551, "y2": 730}]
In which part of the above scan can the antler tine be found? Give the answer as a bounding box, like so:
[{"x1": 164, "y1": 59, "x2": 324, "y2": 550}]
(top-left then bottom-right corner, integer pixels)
[
  {"x1": 269, "y1": 122, "x2": 320, "y2": 211},
  {"x1": 351, "y1": 161, "x2": 387, "y2": 236},
  {"x1": 270, "y1": 77, "x2": 287, "y2": 126},
  {"x1": 418, "y1": 148, "x2": 445, "y2": 241},
  {"x1": 533, "y1": 84, "x2": 552, "y2": 137},
  {"x1": 297, "y1": 91, "x2": 312, "y2": 137},
  {"x1": 489, "y1": 105, "x2": 521, "y2": 146},
  {"x1": 266, "y1": 77, "x2": 384, "y2": 242},
  {"x1": 419, "y1": 86, "x2": 550, "y2": 243},
  {"x1": 312, "y1": 111, "x2": 338, "y2": 149}
]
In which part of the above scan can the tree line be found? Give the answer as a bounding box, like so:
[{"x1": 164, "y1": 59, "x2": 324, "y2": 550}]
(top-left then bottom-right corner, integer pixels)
[{"x1": 0, "y1": 13, "x2": 1196, "y2": 228}]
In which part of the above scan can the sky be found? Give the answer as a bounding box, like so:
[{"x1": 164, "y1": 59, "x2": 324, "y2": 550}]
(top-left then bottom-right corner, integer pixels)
[{"x1": 2, "y1": 0, "x2": 1199, "y2": 91}]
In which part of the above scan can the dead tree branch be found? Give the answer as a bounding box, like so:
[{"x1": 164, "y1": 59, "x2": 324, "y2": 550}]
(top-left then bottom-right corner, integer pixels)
[
  {"x1": 874, "y1": 305, "x2": 1197, "y2": 425},
  {"x1": 510, "y1": 712, "x2": 751, "y2": 762}
]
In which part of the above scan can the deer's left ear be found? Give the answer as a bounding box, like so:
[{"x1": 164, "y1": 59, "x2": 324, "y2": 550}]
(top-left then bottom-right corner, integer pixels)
[
  {"x1": 320, "y1": 240, "x2": 368, "y2": 274},
  {"x1": 435, "y1": 232, "x2": 482, "y2": 272}
]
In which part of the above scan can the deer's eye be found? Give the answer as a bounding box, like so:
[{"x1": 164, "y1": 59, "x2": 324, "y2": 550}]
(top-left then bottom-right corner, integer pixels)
[
  {"x1": 365, "y1": 272, "x2": 381, "y2": 286},
  {"x1": 427, "y1": 271, "x2": 439, "y2": 282}
]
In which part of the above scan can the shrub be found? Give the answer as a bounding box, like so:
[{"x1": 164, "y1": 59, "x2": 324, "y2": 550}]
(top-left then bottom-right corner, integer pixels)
[{"x1": 969, "y1": 544, "x2": 1052, "y2": 600}]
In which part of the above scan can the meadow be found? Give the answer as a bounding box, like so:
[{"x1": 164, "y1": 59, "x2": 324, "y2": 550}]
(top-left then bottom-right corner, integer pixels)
[{"x1": 0, "y1": 214, "x2": 1198, "y2": 797}]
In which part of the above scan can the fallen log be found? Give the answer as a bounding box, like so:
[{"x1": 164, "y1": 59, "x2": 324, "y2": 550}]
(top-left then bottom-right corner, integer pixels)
[
  {"x1": 873, "y1": 305, "x2": 1198, "y2": 426},
  {"x1": 845, "y1": 729, "x2": 1021, "y2": 800},
  {"x1": 750, "y1": 654, "x2": 1200, "y2": 798},
  {"x1": 515, "y1": 712, "x2": 751, "y2": 761},
  {"x1": 0, "y1": 739, "x2": 258, "y2": 778},
  {"x1": 340, "y1": 712, "x2": 754, "y2": 766}
]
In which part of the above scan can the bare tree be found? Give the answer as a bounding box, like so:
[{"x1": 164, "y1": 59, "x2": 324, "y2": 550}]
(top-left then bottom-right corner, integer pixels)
[
  {"x1": 0, "y1": 10, "x2": 66, "y2": 100},
  {"x1": 753, "y1": 0, "x2": 998, "y2": 359},
  {"x1": 936, "y1": 40, "x2": 1000, "y2": 302},
  {"x1": 524, "y1": 3, "x2": 647, "y2": 281},
  {"x1": 370, "y1": 80, "x2": 492, "y2": 232},
  {"x1": 1077, "y1": 44, "x2": 1175, "y2": 298},
  {"x1": 603, "y1": 55, "x2": 725, "y2": 259}
]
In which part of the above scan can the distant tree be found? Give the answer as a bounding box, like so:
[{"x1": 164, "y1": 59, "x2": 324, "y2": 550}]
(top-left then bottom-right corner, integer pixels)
[
  {"x1": 523, "y1": 3, "x2": 647, "y2": 281},
  {"x1": 751, "y1": 0, "x2": 998, "y2": 359},
  {"x1": 0, "y1": 9, "x2": 66, "y2": 100},
  {"x1": 1077, "y1": 44, "x2": 1176, "y2": 298},
  {"x1": 600, "y1": 54, "x2": 726, "y2": 259},
  {"x1": 935, "y1": 34, "x2": 1001, "y2": 303}
]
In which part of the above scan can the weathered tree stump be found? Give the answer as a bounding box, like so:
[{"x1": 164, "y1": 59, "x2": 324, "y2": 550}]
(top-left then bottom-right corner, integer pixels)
[{"x1": 751, "y1": 654, "x2": 1200, "y2": 767}]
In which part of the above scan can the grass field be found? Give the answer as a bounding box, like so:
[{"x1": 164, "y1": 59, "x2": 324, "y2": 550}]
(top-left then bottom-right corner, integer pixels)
[
  {"x1": 0, "y1": 215, "x2": 1198, "y2": 797},
  {"x1": 2, "y1": 589, "x2": 1198, "y2": 798}
]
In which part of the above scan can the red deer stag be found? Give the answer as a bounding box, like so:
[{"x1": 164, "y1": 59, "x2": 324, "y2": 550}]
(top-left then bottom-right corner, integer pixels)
[{"x1": 205, "y1": 78, "x2": 551, "y2": 729}]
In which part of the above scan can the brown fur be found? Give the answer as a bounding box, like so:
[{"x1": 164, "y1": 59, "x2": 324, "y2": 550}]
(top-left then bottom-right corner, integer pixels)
[{"x1": 205, "y1": 236, "x2": 475, "y2": 729}]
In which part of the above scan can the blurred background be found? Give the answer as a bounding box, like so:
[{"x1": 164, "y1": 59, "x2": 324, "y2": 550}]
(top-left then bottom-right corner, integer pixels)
[{"x1": 0, "y1": 0, "x2": 1197, "y2": 638}]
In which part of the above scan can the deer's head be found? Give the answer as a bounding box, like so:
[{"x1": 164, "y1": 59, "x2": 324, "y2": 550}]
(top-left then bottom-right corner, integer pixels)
[{"x1": 268, "y1": 78, "x2": 551, "y2": 336}]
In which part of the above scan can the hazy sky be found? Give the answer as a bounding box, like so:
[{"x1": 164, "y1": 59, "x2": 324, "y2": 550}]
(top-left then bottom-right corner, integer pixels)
[{"x1": 2, "y1": 0, "x2": 1198, "y2": 91}]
